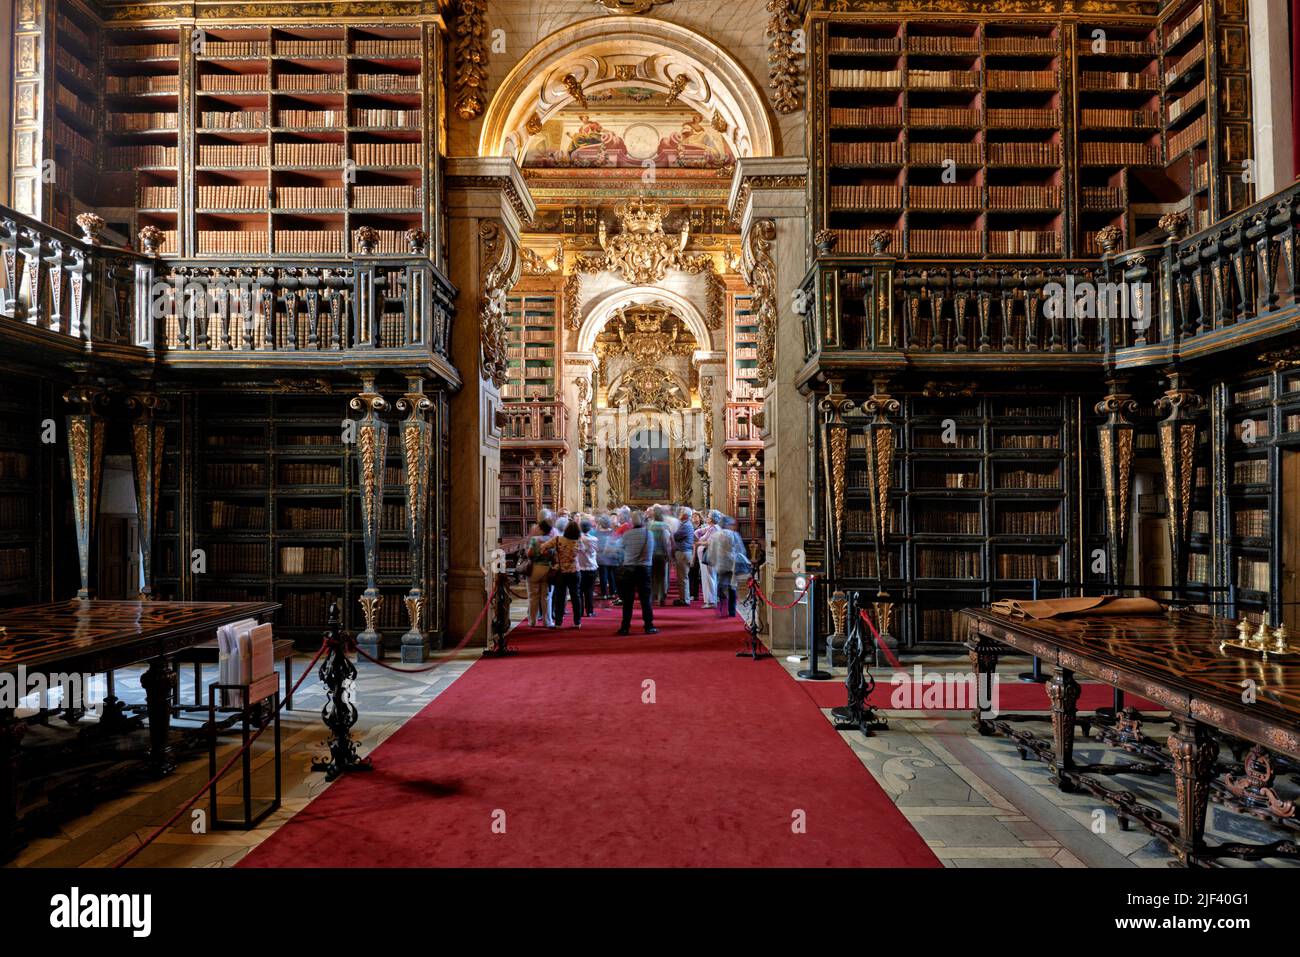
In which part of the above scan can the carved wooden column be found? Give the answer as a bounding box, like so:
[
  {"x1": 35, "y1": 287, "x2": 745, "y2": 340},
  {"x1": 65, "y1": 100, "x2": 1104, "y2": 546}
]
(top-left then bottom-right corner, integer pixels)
[
  {"x1": 64, "y1": 384, "x2": 109, "y2": 599},
  {"x1": 127, "y1": 392, "x2": 166, "y2": 599},
  {"x1": 1155, "y1": 371, "x2": 1205, "y2": 602},
  {"x1": 397, "y1": 377, "x2": 433, "y2": 663},
  {"x1": 445, "y1": 159, "x2": 534, "y2": 644},
  {"x1": 860, "y1": 378, "x2": 900, "y2": 648},
  {"x1": 819, "y1": 379, "x2": 853, "y2": 664},
  {"x1": 351, "y1": 376, "x2": 388, "y2": 658},
  {"x1": 1095, "y1": 382, "x2": 1138, "y2": 589}
]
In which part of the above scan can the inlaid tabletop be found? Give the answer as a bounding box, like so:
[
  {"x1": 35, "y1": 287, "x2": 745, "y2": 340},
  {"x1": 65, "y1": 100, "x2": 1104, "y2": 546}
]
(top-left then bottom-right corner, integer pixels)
[
  {"x1": 962, "y1": 609, "x2": 1300, "y2": 730},
  {"x1": 0, "y1": 600, "x2": 281, "y2": 674}
]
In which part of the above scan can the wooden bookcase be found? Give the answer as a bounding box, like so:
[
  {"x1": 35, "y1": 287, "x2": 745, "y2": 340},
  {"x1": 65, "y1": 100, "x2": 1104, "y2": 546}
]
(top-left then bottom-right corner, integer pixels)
[
  {"x1": 838, "y1": 393, "x2": 1082, "y2": 649},
  {"x1": 504, "y1": 283, "x2": 560, "y2": 402},
  {"x1": 48, "y1": 0, "x2": 102, "y2": 236},
  {"x1": 0, "y1": 376, "x2": 51, "y2": 608},
  {"x1": 102, "y1": 25, "x2": 183, "y2": 253},
  {"x1": 730, "y1": 292, "x2": 761, "y2": 401},
  {"x1": 809, "y1": 4, "x2": 1252, "y2": 258},
  {"x1": 155, "y1": 390, "x2": 422, "y2": 648}
]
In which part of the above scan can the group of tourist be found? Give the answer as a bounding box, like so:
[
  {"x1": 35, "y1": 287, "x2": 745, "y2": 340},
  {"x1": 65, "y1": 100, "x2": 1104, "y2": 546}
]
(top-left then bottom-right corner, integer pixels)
[{"x1": 518, "y1": 505, "x2": 754, "y2": 635}]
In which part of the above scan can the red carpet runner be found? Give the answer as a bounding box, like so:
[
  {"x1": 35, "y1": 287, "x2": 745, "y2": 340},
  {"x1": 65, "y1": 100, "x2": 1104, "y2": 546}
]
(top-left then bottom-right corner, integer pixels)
[{"x1": 242, "y1": 598, "x2": 939, "y2": 868}]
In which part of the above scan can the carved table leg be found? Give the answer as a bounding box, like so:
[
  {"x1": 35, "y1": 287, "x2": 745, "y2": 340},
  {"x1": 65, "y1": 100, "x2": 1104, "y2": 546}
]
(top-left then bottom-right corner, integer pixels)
[
  {"x1": 0, "y1": 707, "x2": 24, "y2": 858},
  {"x1": 140, "y1": 656, "x2": 177, "y2": 776},
  {"x1": 1168, "y1": 716, "x2": 1219, "y2": 866},
  {"x1": 967, "y1": 631, "x2": 1000, "y2": 735},
  {"x1": 1047, "y1": 667, "x2": 1081, "y2": 786}
]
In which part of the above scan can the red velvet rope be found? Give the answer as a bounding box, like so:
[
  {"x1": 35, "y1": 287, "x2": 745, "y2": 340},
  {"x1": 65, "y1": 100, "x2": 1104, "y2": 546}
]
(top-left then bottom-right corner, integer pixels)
[
  {"x1": 351, "y1": 576, "x2": 502, "y2": 673},
  {"x1": 859, "y1": 609, "x2": 902, "y2": 669},
  {"x1": 114, "y1": 638, "x2": 329, "y2": 868},
  {"x1": 747, "y1": 574, "x2": 815, "y2": 610}
]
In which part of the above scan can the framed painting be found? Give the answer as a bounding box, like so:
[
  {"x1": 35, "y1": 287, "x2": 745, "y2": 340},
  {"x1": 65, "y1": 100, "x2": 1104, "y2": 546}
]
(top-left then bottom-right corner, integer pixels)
[{"x1": 627, "y1": 429, "x2": 671, "y2": 504}]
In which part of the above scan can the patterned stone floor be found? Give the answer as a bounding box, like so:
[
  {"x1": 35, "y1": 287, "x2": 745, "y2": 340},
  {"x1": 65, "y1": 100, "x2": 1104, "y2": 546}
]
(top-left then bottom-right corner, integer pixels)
[
  {"x1": 7, "y1": 610, "x2": 1297, "y2": 868},
  {"x1": 780, "y1": 652, "x2": 1300, "y2": 869}
]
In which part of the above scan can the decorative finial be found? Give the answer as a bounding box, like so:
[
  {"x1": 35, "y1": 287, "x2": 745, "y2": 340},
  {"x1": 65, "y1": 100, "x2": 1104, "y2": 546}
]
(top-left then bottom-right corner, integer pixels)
[
  {"x1": 1095, "y1": 225, "x2": 1124, "y2": 254},
  {"x1": 405, "y1": 227, "x2": 428, "y2": 254},
  {"x1": 138, "y1": 225, "x2": 165, "y2": 256},
  {"x1": 76, "y1": 213, "x2": 106, "y2": 246},
  {"x1": 355, "y1": 225, "x2": 379, "y2": 254},
  {"x1": 814, "y1": 229, "x2": 838, "y2": 255}
]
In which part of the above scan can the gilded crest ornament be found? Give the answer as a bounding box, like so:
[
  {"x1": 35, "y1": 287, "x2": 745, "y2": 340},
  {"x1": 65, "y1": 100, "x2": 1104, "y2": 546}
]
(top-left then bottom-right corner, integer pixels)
[
  {"x1": 591, "y1": 0, "x2": 672, "y2": 12},
  {"x1": 595, "y1": 302, "x2": 698, "y2": 365},
  {"x1": 608, "y1": 367, "x2": 689, "y2": 412},
  {"x1": 595, "y1": 198, "x2": 692, "y2": 285}
]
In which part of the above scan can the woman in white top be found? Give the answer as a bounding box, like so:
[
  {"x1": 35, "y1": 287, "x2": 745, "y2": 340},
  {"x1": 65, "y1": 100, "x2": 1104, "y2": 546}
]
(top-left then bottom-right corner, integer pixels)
[{"x1": 695, "y1": 510, "x2": 721, "y2": 608}]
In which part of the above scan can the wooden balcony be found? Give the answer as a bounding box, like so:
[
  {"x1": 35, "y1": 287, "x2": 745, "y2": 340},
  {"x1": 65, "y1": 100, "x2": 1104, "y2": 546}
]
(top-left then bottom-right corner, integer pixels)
[
  {"x1": 797, "y1": 178, "x2": 1300, "y2": 384},
  {"x1": 724, "y1": 401, "x2": 764, "y2": 448},
  {"x1": 0, "y1": 205, "x2": 459, "y2": 384},
  {"x1": 501, "y1": 399, "x2": 569, "y2": 449}
]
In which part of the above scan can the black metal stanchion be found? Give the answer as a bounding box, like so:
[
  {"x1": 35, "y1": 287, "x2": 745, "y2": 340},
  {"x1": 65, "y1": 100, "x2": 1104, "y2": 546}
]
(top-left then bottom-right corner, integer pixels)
[
  {"x1": 311, "y1": 602, "x2": 372, "y2": 781},
  {"x1": 832, "y1": 594, "x2": 887, "y2": 735},
  {"x1": 736, "y1": 577, "x2": 771, "y2": 660},
  {"x1": 482, "y1": 572, "x2": 517, "y2": 657},
  {"x1": 1018, "y1": 578, "x2": 1047, "y2": 683},
  {"x1": 797, "y1": 576, "x2": 831, "y2": 680}
]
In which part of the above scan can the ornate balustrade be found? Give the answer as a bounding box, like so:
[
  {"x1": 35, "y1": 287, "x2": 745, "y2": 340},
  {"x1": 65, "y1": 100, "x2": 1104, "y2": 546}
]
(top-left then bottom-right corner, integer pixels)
[
  {"x1": 501, "y1": 399, "x2": 569, "y2": 444},
  {"x1": 0, "y1": 204, "x2": 458, "y2": 376},
  {"x1": 724, "y1": 401, "x2": 763, "y2": 446},
  {"x1": 799, "y1": 179, "x2": 1300, "y2": 376},
  {"x1": 142, "y1": 255, "x2": 455, "y2": 364},
  {"x1": 0, "y1": 208, "x2": 140, "y2": 354}
]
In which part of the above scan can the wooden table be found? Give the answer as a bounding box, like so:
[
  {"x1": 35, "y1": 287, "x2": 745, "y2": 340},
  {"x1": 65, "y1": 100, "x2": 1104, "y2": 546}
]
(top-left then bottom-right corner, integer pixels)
[
  {"x1": 0, "y1": 599, "x2": 279, "y2": 848},
  {"x1": 962, "y1": 607, "x2": 1300, "y2": 865}
]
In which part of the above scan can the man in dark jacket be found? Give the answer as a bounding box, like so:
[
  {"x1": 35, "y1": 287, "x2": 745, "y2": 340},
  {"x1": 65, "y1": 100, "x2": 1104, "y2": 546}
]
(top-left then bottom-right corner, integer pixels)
[
  {"x1": 672, "y1": 507, "x2": 696, "y2": 605},
  {"x1": 616, "y1": 511, "x2": 658, "y2": 635}
]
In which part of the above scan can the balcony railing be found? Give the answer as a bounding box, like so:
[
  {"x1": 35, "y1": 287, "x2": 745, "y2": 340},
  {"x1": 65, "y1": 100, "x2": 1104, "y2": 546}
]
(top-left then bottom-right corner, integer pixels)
[
  {"x1": 501, "y1": 399, "x2": 569, "y2": 443},
  {"x1": 0, "y1": 208, "x2": 140, "y2": 350},
  {"x1": 800, "y1": 178, "x2": 1300, "y2": 369},
  {"x1": 0, "y1": 204, "x2": 458, "y2": 371},
  {"x1": 141, "y1": 255, "x2": 455, "y2": 360}
]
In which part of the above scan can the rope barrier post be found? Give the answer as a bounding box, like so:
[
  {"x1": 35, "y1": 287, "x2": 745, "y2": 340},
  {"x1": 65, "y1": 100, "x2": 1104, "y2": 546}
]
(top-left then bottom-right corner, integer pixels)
[
  {"x1": 797, "y1": 575, "x2": 831, "y2": 680},
  {"x1": 311, "y1": 602, "x2": 373, "y2": 782},
  {"x1": 736, "y1": 575, "x2": 771, "y2": 660},
  {"x1": 483, "y1": 572, "x2": 517, "y2": 657},
  {"x1": 1018, "y1": 577, "x2": 1047, "y2": 683},
  {"x1": 832, "y1": 596, "x2": 887, "y2": 736}
]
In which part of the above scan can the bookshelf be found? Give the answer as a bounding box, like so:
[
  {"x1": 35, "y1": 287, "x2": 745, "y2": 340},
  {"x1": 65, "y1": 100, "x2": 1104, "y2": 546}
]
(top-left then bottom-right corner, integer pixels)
[
  {"x1": 838, "y1": 393, "x2": 1077, "y2": 648},
  {"x1": 730, "y1": 293, "x2": 762, "y2": 400},
  {"x1": 178, "y1": 390, "x2": 417, "y2": 648},
  {"x1": 79, "y1": 20, "x2": 431, "y2": 257},
  {"x1": 102, "y1": 26, "x2": 183, "y2": 254},
  {"x1": 504, "y1": 284, "x2": 560, "y2": 402},
  {"x1": 0, "y1": 376, "x2": 50, "y2": 608},
  {"x1": 810, "y1": 6, "x2": 1252, "y2": 258},
  {"x1": 48, "y1": 0, "x2": 102, "y2": 236}
]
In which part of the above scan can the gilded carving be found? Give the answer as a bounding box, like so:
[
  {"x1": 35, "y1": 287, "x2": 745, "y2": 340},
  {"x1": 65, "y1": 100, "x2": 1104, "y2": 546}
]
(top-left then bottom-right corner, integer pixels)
[
  {"x1": 594, "y1": 302, "x2": 698, "y2": 364},
  {"x1": 596, "y1": 198, "x2": 691, "y2": 285},
  {"x1": 478, "y1": 220, "x2": 521, "y2": 388},
  {"x1": 591, "y1": 0, "x2": 672, "y2": 12},
  {"x1": 608, "y1": 367, "x2": 689, "y2": 412},
  {"x1": 453, "y1": 0, "x2": 488, "y2": 120},
  {"x1": 742, "y1": 218, "x2": 779, "y2": 385},
  {"x1": 765, "y1": 0, "x2": 803, "y2": 114}
]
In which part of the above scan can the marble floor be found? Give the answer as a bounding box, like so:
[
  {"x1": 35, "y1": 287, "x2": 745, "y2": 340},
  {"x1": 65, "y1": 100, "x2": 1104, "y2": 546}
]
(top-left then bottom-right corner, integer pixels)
[
  {"x1": 780, "y1": 652, "x2": 1300, "y2": 868},
  {"x1": 7, "y1": 605, "x2": 1297, "y2": 868}
]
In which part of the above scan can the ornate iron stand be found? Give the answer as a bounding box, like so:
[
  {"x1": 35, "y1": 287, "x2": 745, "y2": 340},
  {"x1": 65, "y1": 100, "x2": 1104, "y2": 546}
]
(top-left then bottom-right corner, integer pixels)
[
  {"x1": 311, "y1": 603, "x2": 373, "y2": 781},
  {"x1": 831, "y1": 591, "x2": 887, "y2": 735},
  {"x1": 736, "y1": 577, "x2": 771, "y2": 660},
  {"x1": 483, "y1": 572, "x2": 517, "y2": 657}
]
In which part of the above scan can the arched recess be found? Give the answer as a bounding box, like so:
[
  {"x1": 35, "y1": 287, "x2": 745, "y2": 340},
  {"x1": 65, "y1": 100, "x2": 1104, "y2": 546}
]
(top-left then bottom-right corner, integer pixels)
[
  {"x1": 477, "y1": 17, "x2": 776, "y2": 163},
  {"x1": 577, "y1": 285, "x2": 711, "y2": 355}
]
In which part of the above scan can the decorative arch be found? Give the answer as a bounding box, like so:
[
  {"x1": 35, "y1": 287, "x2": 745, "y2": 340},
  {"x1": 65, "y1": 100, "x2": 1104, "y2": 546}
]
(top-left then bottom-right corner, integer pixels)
[
  {"x1": 477, "y1": 17, "x2": 776, "y2": 162},
  {"x1": 577, "y1": 286, "x2": 711, "y2": 354}
]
